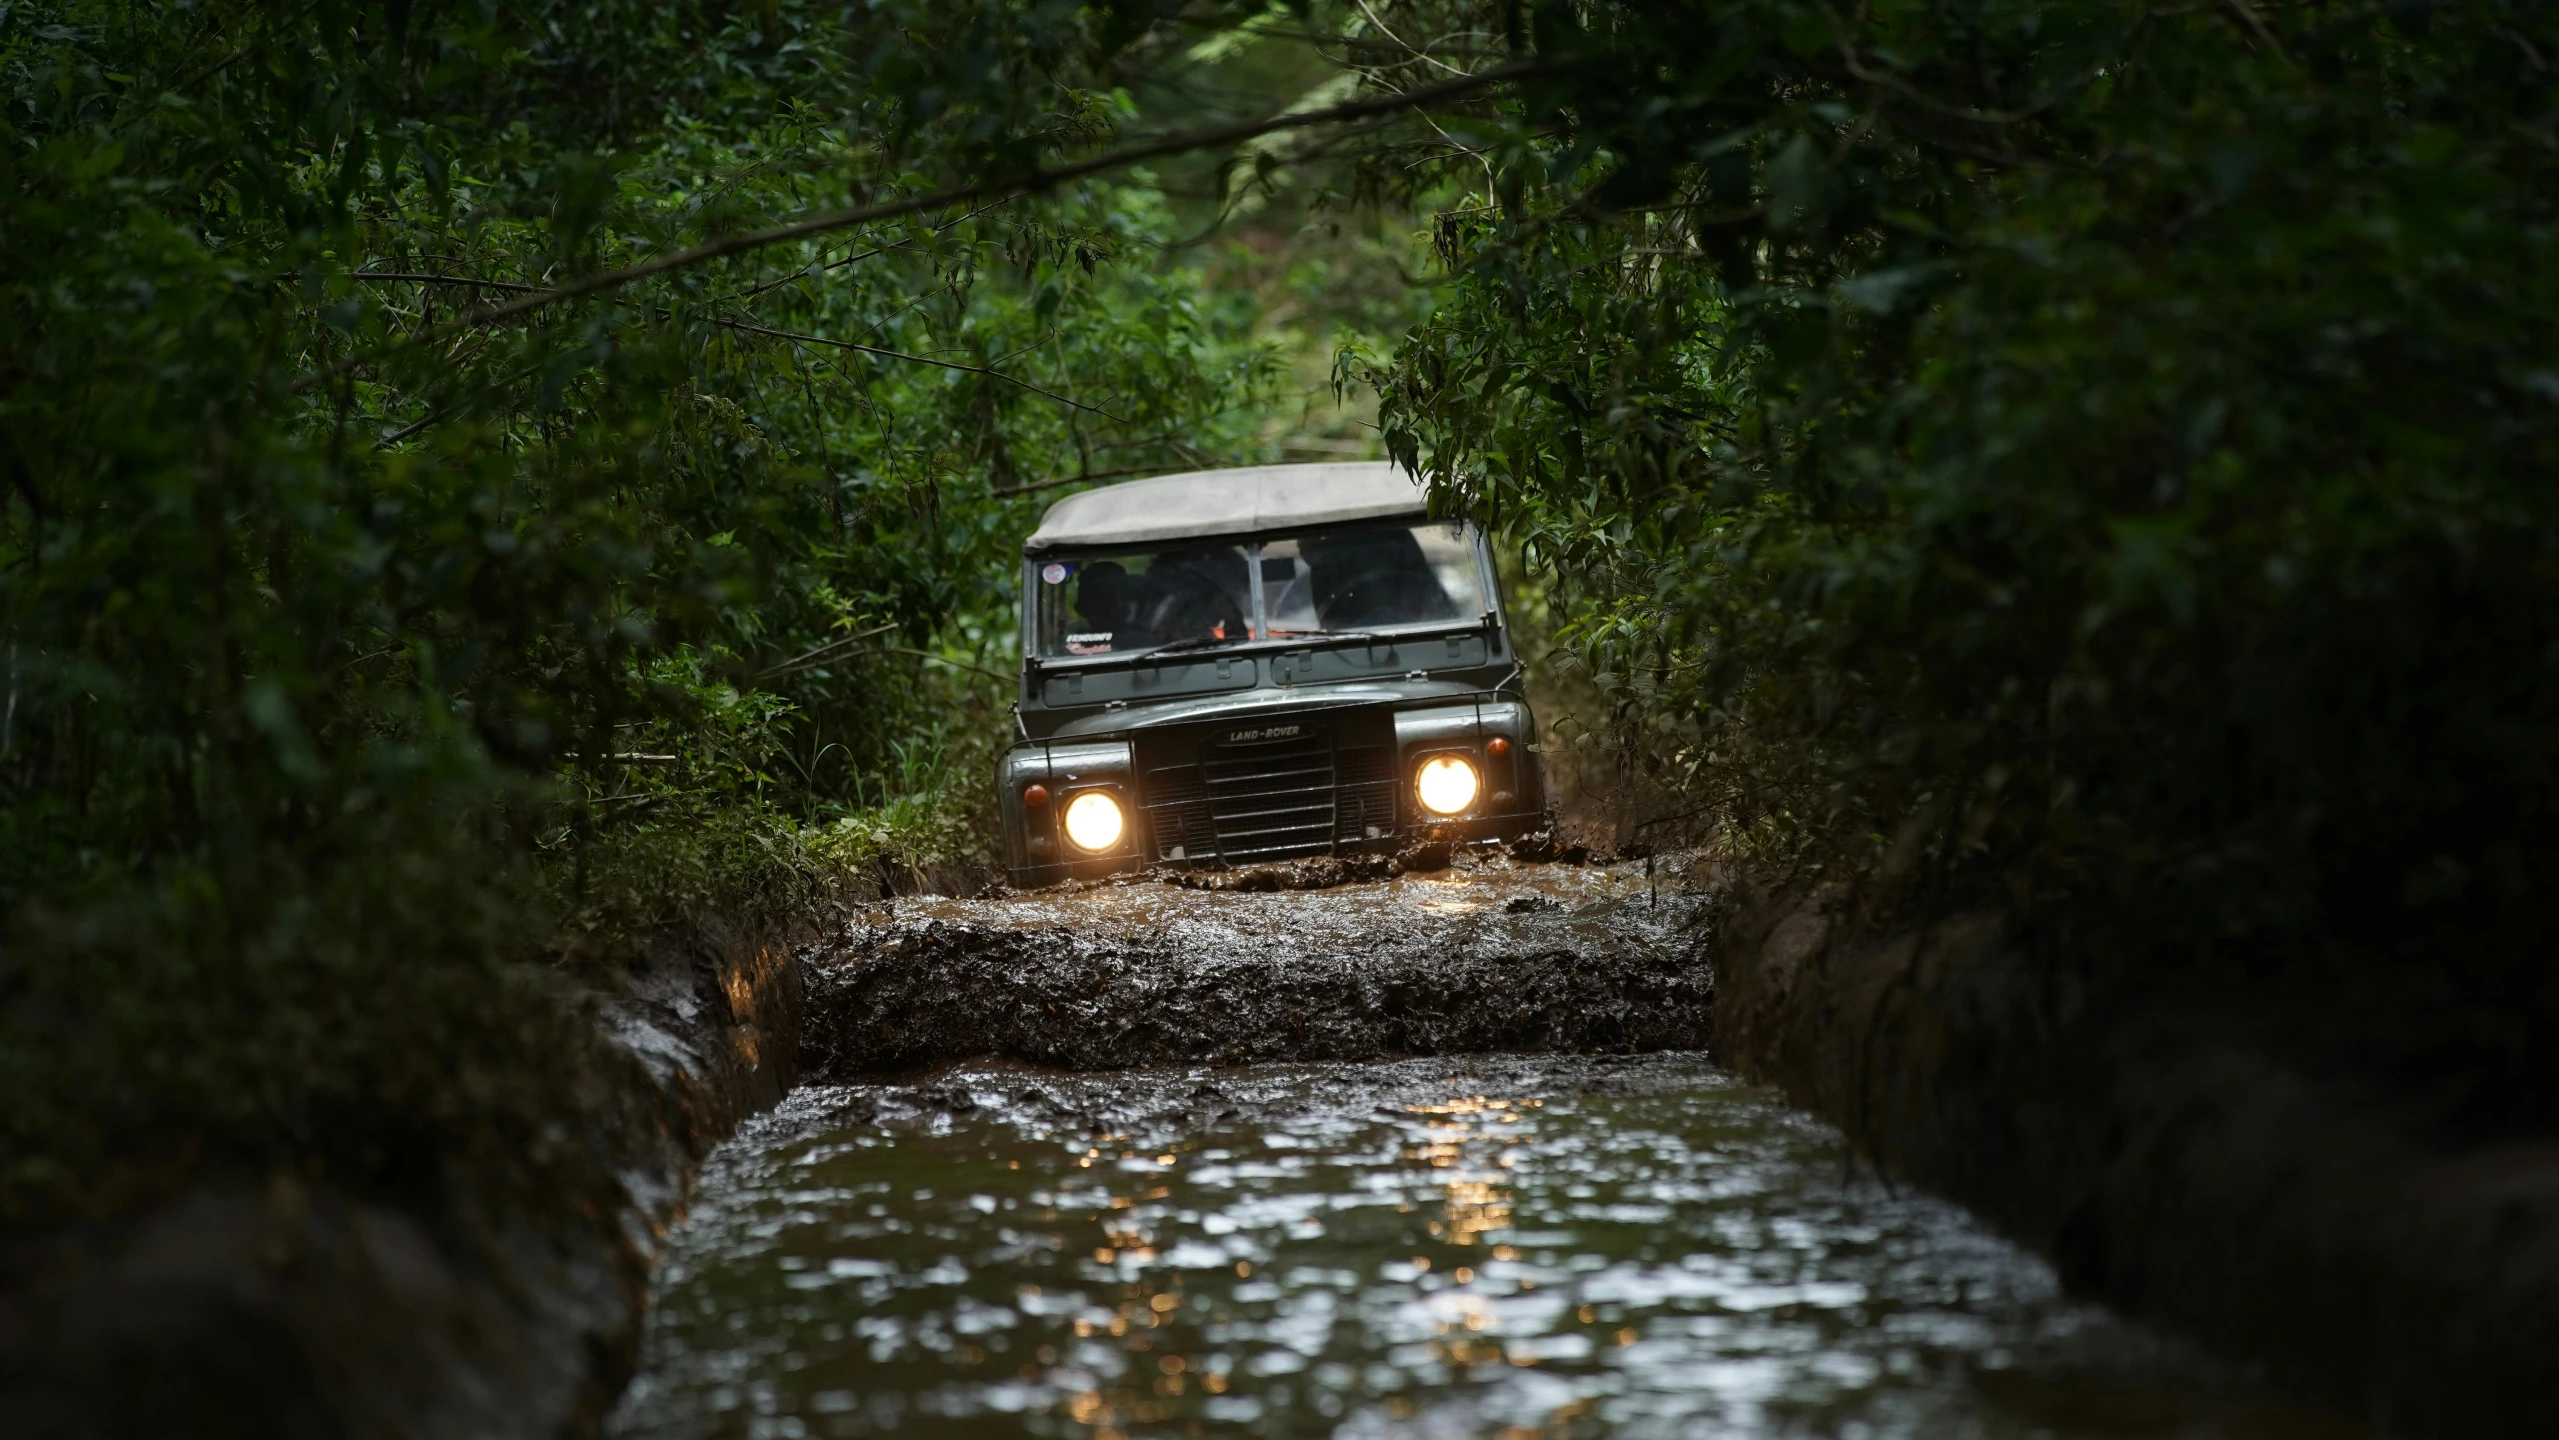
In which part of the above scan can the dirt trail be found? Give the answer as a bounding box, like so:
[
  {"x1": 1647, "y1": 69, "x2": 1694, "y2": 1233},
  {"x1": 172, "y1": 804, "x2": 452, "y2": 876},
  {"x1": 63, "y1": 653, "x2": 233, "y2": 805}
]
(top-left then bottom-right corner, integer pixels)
[{"x1": 798, "y1": 853, "x2": 1713, "y2": 1077}]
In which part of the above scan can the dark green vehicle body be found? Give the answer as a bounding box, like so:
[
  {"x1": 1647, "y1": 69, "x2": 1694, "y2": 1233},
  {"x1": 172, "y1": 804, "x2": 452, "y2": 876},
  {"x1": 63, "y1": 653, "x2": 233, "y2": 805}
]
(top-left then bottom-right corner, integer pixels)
[{"x1": 998, "y1": 463, "x2": 1543, "y2": 887}]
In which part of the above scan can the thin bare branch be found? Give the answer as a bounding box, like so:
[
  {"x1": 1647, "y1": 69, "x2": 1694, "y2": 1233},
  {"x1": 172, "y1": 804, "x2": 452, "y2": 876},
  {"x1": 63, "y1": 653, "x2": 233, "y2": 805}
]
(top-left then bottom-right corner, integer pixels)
[
  {"x1": 726, "y1": 194, "x2": 1015, "y2": 304},
  {"x1": 989, "y1": 464, "x2": 1191, "y2": 498},
  {"x1": 715, "y1": 317, "x2": 1129, "y2": 423},
  {"x1": 756, "y1": 622, "x2": 899, "y2": 679},
  {"x1": 350, "y1": 272, "x2": 544, "y2": 292},
  {"x1": 1352, "y1": 0, "x2": 1469, "y2": 77}
]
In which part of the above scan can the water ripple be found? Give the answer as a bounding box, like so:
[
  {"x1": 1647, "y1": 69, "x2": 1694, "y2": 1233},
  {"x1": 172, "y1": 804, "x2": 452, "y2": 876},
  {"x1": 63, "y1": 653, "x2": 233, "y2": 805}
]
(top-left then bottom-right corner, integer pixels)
[{"x1": 615, "y1": 1055, "x2": 2351, "y2": 1440}]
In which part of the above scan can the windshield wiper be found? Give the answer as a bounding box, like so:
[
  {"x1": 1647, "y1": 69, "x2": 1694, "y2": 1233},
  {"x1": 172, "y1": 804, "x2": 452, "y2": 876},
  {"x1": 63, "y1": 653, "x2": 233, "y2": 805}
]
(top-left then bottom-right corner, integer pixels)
[
  {"x1": 1130, "y1": 633, "x2": 1250, "y2": 657},
  {"x1": 1267, "y1": 630, "x2": 1384, "y2": 645},
  {"x1": 1124, "y1": 626, "x2": 1417, "y2": 659}
]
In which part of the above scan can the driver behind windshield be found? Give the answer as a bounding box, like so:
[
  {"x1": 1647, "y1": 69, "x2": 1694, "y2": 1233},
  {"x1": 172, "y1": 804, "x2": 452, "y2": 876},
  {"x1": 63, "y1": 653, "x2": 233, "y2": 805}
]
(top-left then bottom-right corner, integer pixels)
[
  {"x1": 1302, "y1": 528, "x2": 1458, "y2": 630},
  {"x1": 1133, "y1": 546, "x2": 1249, "y2": 646}
]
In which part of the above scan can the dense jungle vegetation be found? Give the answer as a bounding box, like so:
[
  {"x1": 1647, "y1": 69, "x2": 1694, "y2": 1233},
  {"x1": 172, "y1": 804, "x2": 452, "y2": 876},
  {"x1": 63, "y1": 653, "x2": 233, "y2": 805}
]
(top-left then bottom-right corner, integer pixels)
[
  {"x1": 1353, "y1": 0, "x2": 2559, "y2": 1134},
  {"x1": 0, "y1": 0, "x2": 1413, "y2": 1219},
  {"x1": 6, "y1": 0, "x2": 2553, "y2": 1221}
]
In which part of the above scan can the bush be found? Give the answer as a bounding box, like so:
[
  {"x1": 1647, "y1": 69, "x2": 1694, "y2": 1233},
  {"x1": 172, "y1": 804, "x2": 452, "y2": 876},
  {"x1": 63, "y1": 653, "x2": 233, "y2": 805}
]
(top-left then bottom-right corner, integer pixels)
[{"x1": 0, "y1": 0, "x2": 1283, "y2": 1221}]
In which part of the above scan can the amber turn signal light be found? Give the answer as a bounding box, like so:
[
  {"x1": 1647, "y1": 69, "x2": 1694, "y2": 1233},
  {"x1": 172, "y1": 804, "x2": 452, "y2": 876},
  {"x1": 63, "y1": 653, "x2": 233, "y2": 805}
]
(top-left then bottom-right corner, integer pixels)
[
  {"x1": 1023, "y1": 783, "x2": 1050, "y2": 808},
  {"x1": 1487, "y1": 736, "x2": 1511, "y2": 758}
]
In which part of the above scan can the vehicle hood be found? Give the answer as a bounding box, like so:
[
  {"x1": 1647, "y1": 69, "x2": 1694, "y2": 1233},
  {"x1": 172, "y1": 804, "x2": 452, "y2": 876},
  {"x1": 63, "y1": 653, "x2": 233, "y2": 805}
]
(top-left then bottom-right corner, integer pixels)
[{"x1": 1039, "y1": 679, "x2": 1492, "y2": 740}]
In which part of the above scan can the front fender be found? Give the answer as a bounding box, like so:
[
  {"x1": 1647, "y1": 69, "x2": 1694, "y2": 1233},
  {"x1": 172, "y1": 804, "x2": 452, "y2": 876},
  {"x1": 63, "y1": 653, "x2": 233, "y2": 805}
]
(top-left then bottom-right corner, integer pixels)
[
  {"x1": 998, "y1": 737, "x2": 1139, "y2": 882},
  {"x1": 1393, "y1": 696, "x2": 1542, "y2": 820}
]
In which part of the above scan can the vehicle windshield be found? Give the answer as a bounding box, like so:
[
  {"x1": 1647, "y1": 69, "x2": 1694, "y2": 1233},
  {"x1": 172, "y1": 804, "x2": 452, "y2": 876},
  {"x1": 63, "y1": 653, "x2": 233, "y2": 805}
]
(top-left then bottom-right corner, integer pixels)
[
  {"x1": 1033, "y1": 544, "x2": 1254, "y2": 657},
  {"x1": 1029, "y1": 520, "x2": 1485, "y2": 659},
  {"x1": 1258, "y1": 521, "x2": 1481, "y2": 639}
]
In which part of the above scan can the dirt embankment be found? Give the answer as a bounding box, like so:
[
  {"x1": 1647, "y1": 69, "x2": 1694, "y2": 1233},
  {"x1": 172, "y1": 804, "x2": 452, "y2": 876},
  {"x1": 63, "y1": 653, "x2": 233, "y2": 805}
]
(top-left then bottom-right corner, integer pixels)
[
  {"x1": 0, "y1": 915, "x2": 806, "y2": 1440},
  {"x1": 799, "y1": 855, "x2": 1713, "y2": 1078},
  {"x1": 1715, "y1": 884, "x2": 2559, "y2": 1439},
  {"x1": 0, "y1": 852, "x2": 1703, "y2": 1440}
]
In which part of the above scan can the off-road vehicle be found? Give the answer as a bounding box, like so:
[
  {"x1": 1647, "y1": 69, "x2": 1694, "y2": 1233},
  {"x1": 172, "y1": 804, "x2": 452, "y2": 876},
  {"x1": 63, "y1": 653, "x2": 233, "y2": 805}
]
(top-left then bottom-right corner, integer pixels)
[{"x1": 997, "y1": 462, "x2": 1543, "y2": 885}]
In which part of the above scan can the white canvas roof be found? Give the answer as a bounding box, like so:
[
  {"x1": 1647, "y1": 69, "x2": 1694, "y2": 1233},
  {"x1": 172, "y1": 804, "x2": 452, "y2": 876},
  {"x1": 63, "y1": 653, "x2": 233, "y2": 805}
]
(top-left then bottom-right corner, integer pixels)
[{"x1": 1024, "y1": 461, "x2": 1430, "y2": 551}]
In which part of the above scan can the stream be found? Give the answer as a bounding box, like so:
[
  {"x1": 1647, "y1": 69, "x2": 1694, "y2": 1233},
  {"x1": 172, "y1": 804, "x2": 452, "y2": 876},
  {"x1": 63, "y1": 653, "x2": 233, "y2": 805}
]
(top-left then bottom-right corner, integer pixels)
[{"x1": 611, "y1": 861, "x2": 2355, "y2": 1440}]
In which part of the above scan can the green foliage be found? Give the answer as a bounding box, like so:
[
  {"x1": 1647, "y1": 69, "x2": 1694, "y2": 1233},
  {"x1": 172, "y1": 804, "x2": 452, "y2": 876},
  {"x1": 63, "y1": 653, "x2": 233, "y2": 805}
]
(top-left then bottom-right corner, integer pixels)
[
  {"x1": 43, "y1": 0, "x2": 2551, "y2": 1219},
  {"x1": 0, "y1": 0, "x2": 1291, "y2": 1218},
  {"x1": 1357, "y1": 2, "x2": 2559, "y2": 982}
]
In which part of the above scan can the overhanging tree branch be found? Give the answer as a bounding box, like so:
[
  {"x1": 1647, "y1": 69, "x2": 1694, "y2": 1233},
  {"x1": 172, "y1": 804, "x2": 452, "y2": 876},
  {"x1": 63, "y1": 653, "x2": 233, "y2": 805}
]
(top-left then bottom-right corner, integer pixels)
[{"x1": 297, "y1": 59, "x2": 1556, "y2": 390}]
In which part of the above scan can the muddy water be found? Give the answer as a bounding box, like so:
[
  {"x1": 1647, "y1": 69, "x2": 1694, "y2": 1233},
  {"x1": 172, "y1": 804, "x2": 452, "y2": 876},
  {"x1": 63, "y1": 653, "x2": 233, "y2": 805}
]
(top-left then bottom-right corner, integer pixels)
[{"x1": 614, "y1": 863, "x2": 2351, "y2": 1439}]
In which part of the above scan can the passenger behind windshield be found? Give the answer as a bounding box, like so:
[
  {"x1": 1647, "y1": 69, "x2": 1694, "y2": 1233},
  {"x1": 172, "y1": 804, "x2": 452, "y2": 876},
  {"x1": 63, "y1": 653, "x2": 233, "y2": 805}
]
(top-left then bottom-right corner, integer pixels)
[
  {"x1": 1038, "y1": 545, "x2": 1250, "y2": 655},
  {"x1": 1030, "y1": 522, "x2": 1484, "y2": 658}
]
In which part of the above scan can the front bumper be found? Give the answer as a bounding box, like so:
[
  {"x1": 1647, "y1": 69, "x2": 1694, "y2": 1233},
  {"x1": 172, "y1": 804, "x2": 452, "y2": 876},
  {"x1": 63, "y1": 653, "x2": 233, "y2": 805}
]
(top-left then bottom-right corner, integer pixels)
[{"x1": 998, "y1": 697, "x2": 1542, "y2": 887}]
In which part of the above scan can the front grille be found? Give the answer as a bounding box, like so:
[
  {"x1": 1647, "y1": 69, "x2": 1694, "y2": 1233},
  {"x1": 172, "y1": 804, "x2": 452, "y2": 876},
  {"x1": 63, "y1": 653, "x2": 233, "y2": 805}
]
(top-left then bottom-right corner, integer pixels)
[
  {"x1": 1140, "y1": 762, "x2": 1218, "y2": 862},
  {"x1": 1133, "y1": 706, "x2": 1400, "y2": 866},
  {"x1": 1334, "y1": 744, "x2": 1399, "y2": 844},
  {"x1": 1203, "y1": 731, "x2": 1338, "y2": 862}
]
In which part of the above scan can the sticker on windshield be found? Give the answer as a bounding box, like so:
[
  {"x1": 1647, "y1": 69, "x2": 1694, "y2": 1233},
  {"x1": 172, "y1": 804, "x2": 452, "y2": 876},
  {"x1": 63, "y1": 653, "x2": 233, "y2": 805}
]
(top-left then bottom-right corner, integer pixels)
[
  {"x1": 1041, "y1": 562, "x2": 1069, "y2": 585},
  {"x1": 1065, "y1": 631, "x2": 1113, "y2": 654}
]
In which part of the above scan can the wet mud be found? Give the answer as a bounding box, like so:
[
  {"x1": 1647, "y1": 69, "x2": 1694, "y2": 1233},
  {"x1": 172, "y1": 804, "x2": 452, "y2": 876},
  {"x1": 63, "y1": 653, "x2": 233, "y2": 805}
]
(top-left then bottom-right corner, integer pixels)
[{"x1": 800, "y1": 856, "x2": 1711, "y2": 1078}]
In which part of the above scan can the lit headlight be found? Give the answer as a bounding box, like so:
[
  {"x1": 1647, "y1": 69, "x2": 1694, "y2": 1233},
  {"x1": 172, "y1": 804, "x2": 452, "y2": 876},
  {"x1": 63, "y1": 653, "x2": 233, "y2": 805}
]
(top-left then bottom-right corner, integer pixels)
[
  {"x1": 1062, "y1": 791, "x2": 1126, "y2": 852},
  {"x1": 1414, "y1": 755, "x2": 1480, "y2": 816}
]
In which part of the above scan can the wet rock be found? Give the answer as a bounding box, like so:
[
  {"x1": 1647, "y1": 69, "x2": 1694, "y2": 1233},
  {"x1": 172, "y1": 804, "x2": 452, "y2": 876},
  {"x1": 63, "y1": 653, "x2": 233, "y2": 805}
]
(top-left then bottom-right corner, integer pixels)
[
  {"x1": 1162, "y1": 854, "x2": 1394, "y2": 892},
  {"x1": 1158, "y1": 836, "x2": 1479, "y2": 890},
  {"x1": 1387, "y1": 839, "x2": 1452, "y2": 876},
  {"x1": 1507, "y1": 829, "x2": 1558, "y2": 863}
]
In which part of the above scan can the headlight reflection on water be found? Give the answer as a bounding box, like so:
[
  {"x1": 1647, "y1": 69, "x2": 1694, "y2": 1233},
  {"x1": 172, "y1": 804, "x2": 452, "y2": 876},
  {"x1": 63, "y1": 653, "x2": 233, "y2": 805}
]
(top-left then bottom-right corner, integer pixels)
[{"x1": 619, "y1": 1056, "x2": 2332, "y2": 1440}]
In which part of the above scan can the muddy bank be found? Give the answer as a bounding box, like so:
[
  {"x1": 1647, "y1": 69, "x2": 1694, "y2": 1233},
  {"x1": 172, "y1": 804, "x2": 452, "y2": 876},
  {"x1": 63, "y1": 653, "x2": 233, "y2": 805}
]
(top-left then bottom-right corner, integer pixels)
[
  {"x1": 799, "y1": 857, "x2": 1713, "y2": 1077},
  {"x1": 1715, "y1": 885, "x2": 2559, "y2": 1438},
  {"x1": 0, "y1": 914, "x2": 807, "y2": 1440}
]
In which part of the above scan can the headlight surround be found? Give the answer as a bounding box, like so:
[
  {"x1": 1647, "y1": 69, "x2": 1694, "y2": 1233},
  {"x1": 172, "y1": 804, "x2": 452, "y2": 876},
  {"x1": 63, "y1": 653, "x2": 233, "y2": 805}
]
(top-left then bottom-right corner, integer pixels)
[
  {"x1": 1414, "y1": 754, "x2": 1481, "y2": 816},
  {"x1": 1061, "y1": 790, "x2": 1127, "y2": 852}
]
